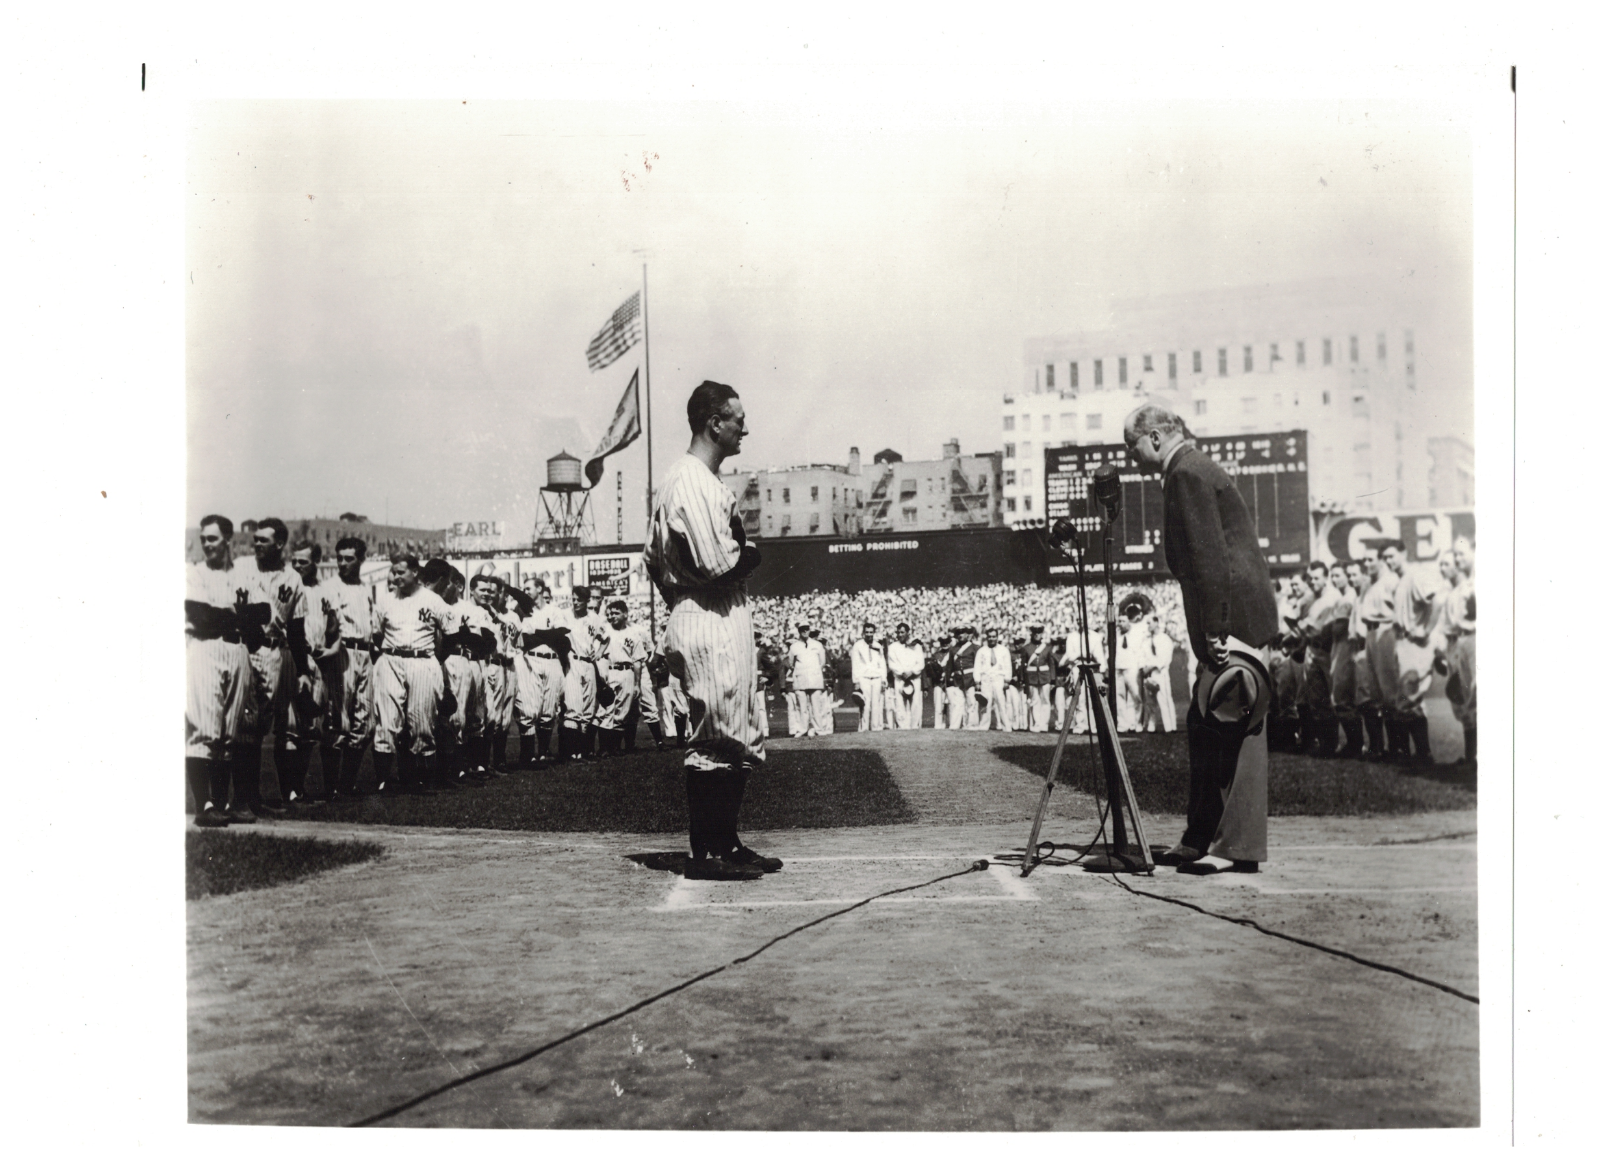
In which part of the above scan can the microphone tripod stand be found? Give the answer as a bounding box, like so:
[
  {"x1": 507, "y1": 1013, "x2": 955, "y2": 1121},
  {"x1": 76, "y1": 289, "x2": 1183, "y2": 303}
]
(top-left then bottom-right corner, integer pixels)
[{"x1": 1020, "y1": 515, "x2": 1152, "y2": 877}]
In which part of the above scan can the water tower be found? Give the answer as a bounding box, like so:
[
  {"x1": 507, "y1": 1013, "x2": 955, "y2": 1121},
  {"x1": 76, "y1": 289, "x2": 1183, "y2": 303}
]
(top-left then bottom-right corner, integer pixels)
[{"x1": 531, "y1": 450, "x2": 594, "y2": 553}]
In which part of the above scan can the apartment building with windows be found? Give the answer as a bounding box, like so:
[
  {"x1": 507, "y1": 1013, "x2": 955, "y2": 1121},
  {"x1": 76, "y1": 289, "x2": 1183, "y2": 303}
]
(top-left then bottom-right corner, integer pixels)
[{"x1": 1002, "y1": 278, "x2": 1459, "y2": 520}]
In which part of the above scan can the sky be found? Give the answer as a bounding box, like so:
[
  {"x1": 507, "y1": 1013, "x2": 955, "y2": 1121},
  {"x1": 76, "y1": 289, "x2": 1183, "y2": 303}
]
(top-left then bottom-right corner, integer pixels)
[{"x1": 187, "y1": 98, "x2": 1474, "y2": 542}]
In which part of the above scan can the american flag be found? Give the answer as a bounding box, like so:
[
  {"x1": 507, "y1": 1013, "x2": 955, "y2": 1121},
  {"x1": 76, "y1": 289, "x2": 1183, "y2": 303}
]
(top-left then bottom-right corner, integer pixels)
[{"x1": 585, "y1": 291, "x2": 642, "y2": 372}]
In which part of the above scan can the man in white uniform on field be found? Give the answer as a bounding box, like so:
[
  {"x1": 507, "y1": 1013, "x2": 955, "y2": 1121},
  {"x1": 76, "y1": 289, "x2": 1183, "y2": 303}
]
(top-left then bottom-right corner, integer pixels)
[
  {"x1": 886, "y1": 623, "x2": 925, "y2": 729},
  {"x1": 185, "y1": 514, "x2": 254, "y2": 827},
  {"x1": 598, "y1": 597, "x2": 644, "y2": 754},
  {"x1": 324, "y1": 536, "x2": 376, "y2": 800},
  {"x1": 788, "y1": 622, "x2": 829, "y2": 737},
  {"x1": 285, "y1": 540, "x2": 341, "y2": 804},
  {"x1": 563, "y1": 585, "x2": 610, "y2": 762},
  {"x1": 850, "y1": 622, "x2": 888, "y2": 731},
  {"x1": 517, "y1": 579, "x2": 568, "y2": 768},
  {"x1": 645, "y1": 380, "x2": 778, "y2": 881},
  {"x1": 973, "y1": 625, "x2": 1013, "y2": 731},
  {"x1": 233, "y1": 517, "x2": 309, "y2": 820},
  {"x1": 371, "y1": 553, "x2": 454, "y2": 796}
]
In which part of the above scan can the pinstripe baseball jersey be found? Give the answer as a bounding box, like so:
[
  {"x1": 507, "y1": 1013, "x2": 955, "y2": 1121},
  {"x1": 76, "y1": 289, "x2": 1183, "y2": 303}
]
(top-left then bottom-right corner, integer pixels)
[
  {"x1": 373, "y1": 587, "x2": 452, "y2": 652},
  {"x1": 328, "y1": 577, "x2": 376, "y2": 642},
  {"x1": 300, "y1": 583, "x2": 338, "y2": 655},
  {"x1": 644, "y1": 454, "x2": 742, "y2": 601},
  {"x1": 234, "y1": 558, "x2": 308, "y2": 640},
  {"x1": 521, "y1": 602, "x2": 571, "y2": 646},
  {"x1": 568, "y1": 609, "x2": 610, "y2": 663},
  {"x1": 604, "y1": 623, "x2": 644, "y2": 666},
  {"x1": 185, "y1": 559, "x2": 242, "y2": 636}
]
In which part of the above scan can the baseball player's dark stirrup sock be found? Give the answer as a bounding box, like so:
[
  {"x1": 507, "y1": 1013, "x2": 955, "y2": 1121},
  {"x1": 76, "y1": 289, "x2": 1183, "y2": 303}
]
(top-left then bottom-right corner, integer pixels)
[
  {"x1": 231, "y1": 748, "x2": 262, "y2": 808},
  {"x1": 319, "y1": 745, "x2": 340, "y2": 796},
  {"x1": 186, "y1": 758, "x2": 211, "y2": 814},
  {"x1": 1409, "y1": 718, "x2": 1432, "y2": 759},
  {"x1": 339, "y1": 747, "x2": 364, "y2": 795},
  {"x1": 372, "y1": 751, "x2": 394, "y2": 790},
  {"x1": 208, "y1": 759, "x2": 231, "y2": 810},
  {"x1": 1464, "y1": 727, "x2": 1477, "y2": 762},
  {"x1": 684, "y1": 770, "x2": 717, "y2": 860}
]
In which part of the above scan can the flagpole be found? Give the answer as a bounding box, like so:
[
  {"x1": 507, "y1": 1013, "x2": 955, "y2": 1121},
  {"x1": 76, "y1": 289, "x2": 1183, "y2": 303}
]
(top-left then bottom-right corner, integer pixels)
[{"x1": 643, "y1": 263, "x2": 656, "y2": 643}]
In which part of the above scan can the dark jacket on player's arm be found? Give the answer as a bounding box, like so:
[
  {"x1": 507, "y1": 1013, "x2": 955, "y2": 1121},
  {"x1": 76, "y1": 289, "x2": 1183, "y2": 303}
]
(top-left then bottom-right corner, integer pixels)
[{"x1": 1161, "y1": 444, "x2": 1279, "y2": 655}]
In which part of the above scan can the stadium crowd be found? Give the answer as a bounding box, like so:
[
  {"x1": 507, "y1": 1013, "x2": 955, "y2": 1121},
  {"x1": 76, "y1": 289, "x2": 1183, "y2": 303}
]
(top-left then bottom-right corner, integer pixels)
[{"x1": 184, "y1": 512, "x2": 1477, "y2": 828}]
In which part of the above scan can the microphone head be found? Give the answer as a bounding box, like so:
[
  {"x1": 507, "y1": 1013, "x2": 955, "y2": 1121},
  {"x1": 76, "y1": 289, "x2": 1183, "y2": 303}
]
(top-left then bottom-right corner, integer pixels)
[
  {"x1": 1092, "y1": 464, "x2": 1123, "y2": 517},
  {"x1": 1048, "y1": 517, "x2": 1079, "y2": 548}
]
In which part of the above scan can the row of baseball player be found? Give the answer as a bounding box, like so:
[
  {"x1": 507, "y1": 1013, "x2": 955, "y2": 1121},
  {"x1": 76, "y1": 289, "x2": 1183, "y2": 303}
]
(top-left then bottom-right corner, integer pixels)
[
  {"x1": 764, "y1": 619, "x2": 1186, "y2": 736},
  {"x1": 183, "y1": 515, "x2": 689, "y2": 827},
  {"x1": 1266, "y1": 538, "x2": 1477, "y2": 767}
]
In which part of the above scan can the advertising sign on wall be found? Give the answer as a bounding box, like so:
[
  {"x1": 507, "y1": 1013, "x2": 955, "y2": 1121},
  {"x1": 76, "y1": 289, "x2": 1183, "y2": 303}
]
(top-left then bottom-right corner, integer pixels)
[{"x1": 1315, "y1": 510, "x2": 1474, "y2": 565}]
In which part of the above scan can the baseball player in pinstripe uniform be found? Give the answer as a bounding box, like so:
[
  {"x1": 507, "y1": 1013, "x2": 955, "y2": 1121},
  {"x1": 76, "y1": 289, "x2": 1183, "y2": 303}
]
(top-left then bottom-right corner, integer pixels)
[
  {"x1": 597, "y1": 597, "x2": 644, "y2": 754},
  {"x1": 517, "y1": 578, "x2": 569, "y2": 768},
  {"x1": 325, "y1": 536, "x2": 376, "y2": 799},
  {"x1": 185, "y1": 514, "x2": 254, "y2": 827},
  {"x1": 628, "y1": 617, "x2": 669, "y2": 749},
  {"x1": 645, "y1": 380, "x2": 778, "y2": 881},
  {"x1": 233, "y1": 517, "x2": 309, "y2": 820},
  {"x1": 371, "y1": 553, "x2": 454, "y2": 796},
  {"x1": 563, "y1": 585, "x2": 610, "y2": 761},
  {"x1": 472, "y1": 571, "x2": 518, "y2": 774},
  {"x1": 425, "y1": 561, "x2": 491, "y2": 787},
  {"x1": 284, "y1": 540, "x2": 341, "y2": 803}
]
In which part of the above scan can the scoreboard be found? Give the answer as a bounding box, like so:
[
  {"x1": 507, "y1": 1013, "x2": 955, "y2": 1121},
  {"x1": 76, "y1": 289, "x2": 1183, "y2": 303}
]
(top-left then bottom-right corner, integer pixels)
[{"x1": 1042, "y1": 429, "x2": 1311, "y2": 580}]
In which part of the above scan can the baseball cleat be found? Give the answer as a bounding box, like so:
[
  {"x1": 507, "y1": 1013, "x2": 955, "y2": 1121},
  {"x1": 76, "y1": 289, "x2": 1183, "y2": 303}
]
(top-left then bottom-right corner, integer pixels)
[
  {"x1": 684, "y1": 857, "x2": 764, "y2": 881},
  {"x1": 724, "y1": 845, "x2": 783, "y2": 872}
]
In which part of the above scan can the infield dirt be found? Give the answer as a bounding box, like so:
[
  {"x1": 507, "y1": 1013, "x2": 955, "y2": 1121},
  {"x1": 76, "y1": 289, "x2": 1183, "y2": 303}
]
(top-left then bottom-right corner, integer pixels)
[{"x1": 188, "y1": 729, "x2": 1478, "y2": 1130}]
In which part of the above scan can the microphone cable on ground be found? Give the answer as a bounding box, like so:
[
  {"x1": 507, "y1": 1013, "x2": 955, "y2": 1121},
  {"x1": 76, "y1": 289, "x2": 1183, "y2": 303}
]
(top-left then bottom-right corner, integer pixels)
[
  {"x1": 1107, "y1": 871, "x2": 1480, "y2": 1005},
  {"x1": 349, "y1": 859, "x2": 990, "y2": 1128}
]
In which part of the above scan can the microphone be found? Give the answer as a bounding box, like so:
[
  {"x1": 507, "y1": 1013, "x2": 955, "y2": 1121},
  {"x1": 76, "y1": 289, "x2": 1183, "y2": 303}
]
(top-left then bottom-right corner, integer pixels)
[
  {"x1": 1092, "y1": 464, "x2": 1123, "y2": 522},
  {"x1": 1048, "y1": 517, "x2": 1079, "y2": 549}
]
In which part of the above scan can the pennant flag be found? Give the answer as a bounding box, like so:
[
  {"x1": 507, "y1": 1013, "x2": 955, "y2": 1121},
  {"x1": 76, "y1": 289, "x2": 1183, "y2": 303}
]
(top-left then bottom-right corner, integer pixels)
[
  {"x1": 585, "y1": 291, "x2": 642, "y2": 372},
  {"x1": 585, "y1": 368, "x2": 641, "y2": 487}
]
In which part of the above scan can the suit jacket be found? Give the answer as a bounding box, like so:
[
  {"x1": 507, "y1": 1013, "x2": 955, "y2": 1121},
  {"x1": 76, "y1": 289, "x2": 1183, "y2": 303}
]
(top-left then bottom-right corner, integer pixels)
[{"x1": 1161, "y1": 444, "x2": 1278, "y2": 655}]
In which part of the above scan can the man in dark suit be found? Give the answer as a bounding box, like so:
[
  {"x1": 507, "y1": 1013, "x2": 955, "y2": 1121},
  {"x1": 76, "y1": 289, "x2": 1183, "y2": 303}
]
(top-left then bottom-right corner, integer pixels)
[{"x1": 1124, "y1": 404, "x2": 1279, "y2": 875}]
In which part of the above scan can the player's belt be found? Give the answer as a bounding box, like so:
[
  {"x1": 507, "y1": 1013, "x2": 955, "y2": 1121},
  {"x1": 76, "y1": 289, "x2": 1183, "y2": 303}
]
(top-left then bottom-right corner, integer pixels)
[
  {"x1": 261, "y1": 632, "x2": 286, "y2": 648},
  {"x1": 530, "y1": 647, "x2": 560, "y2": 660},
  {"x1": 491, "y1": 652, "x2": 512, "y2": 666},
  {"x1": 343, "y1": 637, "x2": 373, "y2": 650},
  {"x1": 1363, "y1": 618, "x2": 1391, "y2": 632},
  {"x1": 382, "y1": 646, "x2": 434, "y2": 659}
]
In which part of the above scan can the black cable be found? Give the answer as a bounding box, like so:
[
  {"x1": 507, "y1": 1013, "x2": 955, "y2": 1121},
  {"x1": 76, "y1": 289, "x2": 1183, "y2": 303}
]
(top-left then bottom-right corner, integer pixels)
[
  {"x1": 1107, "y1": 872, "x2": 1479, "y2": 1005},
  {"x1": 349, "y1": 860, "x2": 990, "y2": 1127}
]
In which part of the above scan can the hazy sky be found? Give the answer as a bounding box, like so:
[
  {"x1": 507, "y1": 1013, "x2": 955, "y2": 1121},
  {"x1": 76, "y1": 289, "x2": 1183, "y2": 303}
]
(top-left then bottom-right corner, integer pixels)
[{"x1": 187, "y1": 98, "x2": 1472, "y2": 541}]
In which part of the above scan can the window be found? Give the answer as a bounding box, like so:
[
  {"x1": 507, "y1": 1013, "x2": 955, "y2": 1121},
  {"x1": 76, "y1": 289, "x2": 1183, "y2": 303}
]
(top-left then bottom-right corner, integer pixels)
[
  {"x1": 1022, "y1": 468, "x2": 1033, "y2": 487},
  {"x1": 782, "y1": 487, "x2": 790, "y2": 504},
  {"x1": 1046, "y1": 363, "x2": 1055, "y2": 388},
  {"x1": 1350, "y1": 336, "x2": 1359, "y2": 363},
  {"x1": 1094, "y1": 359, "x2": 1103, "y2": 387},
  {"x1": 1296, "y1": 340, "x2": 1306, "y2": 367},
  {"x1": 1004, "y1": 470, "x2": 1017, "y2": 486},
  {"x1": 1061, "y1": 413, "x2": 1076, "y2": 430},
  {"x1": 1405, "y1": 330, "x2": 1414, "y2": 355},
  {"x1": 1022, "y1": 414, "x2": 1031, "y2": 432},
  {"x1": 809, "y1": 513, "x2": 820, "y2": 533},
  {"x1": 1006, "y1": 498, "x2": 1017, "y2": 512},
  {"x1": 1322, "y1": 390, "x2": 1331, "y2": 405},
  {"x1": 1352, "y1": 393, "x2": 1370, "y2": 418},
  {"x1": 1041, "y1": 414, "x2": 1051, "y2": 432},
  {"x1": 975, "y1": 476, "x2": 987, "y2": 491},
  {"x1": 1269, "y1": 342, "x2": 1280, "y2": 364},
  {"x1": 1070, "y1": 361, "x2": 1079, "y2": 389},
  {"x1": 810, "y1": 485, "x2": 818, "y2": 502},
  {"x1": 1021, "y1": 442, "x2": 1032, "y2": 457},
  {"x1": 1193, "y1": 350, "x2": 1202, "y2": 374},
  {"x1": 1003, "y1": 415, "x2": 1015, "y2": 431},
  {"x1": 1118, "y1": 356, "x2": 1128, "y2": 385},
  {"x1": 1217, "y1": 348, "x2": 1228, "y2": 376},
  {"x1": 1004, "y1": 442, "x2": 1016, "y2": 459},
  {"x1": 1167, "y1": 352, "x2": 1177, "y2": 380},
  {"x1": 1241, "y1": 397, "x2": 1257, "y2": 414},
  {"x1": 1023, "y1": 495, "x2": 1033, "y2": 512},
  {"x1": 1194, "y1": 399, "x2": 1208, "y2": 415},
  {"x1": 781, "y1": 517, "x2": 791, "y2": 535},
  {"x1": 1322, "y1": 338, "x2": 1333, "y2": 366},
  {"x1": 1377, "y1": 333, "x2": 1387, "y2": 361},
  {"x1": 901, "y1": 477, "x2": 918, "y2": 496},
  {"x1": 1143, "y1": 354, "x2": 1154, "y2": 373},
  {"x1": 1087, "y1": 414, "x2": 1102, "y2": 430},
  {"x1": 901, "y1": 507, "x2": 917, "y2": 524},
  {"x1": 766, "y1": 488, "x2": 772, "y2": 502},
  {"x1": 832, "y1": 487, "x2": 837, "y2": 499},
  {"x1": 1243, "y1": 346, "x2": 1253, "y2": 373}
]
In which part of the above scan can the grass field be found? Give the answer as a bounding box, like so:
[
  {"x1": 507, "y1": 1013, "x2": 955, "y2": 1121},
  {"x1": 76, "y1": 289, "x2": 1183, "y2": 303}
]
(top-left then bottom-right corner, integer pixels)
[{"x1": 186, "y1": 831, "x2": 383, "y2": 899}]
